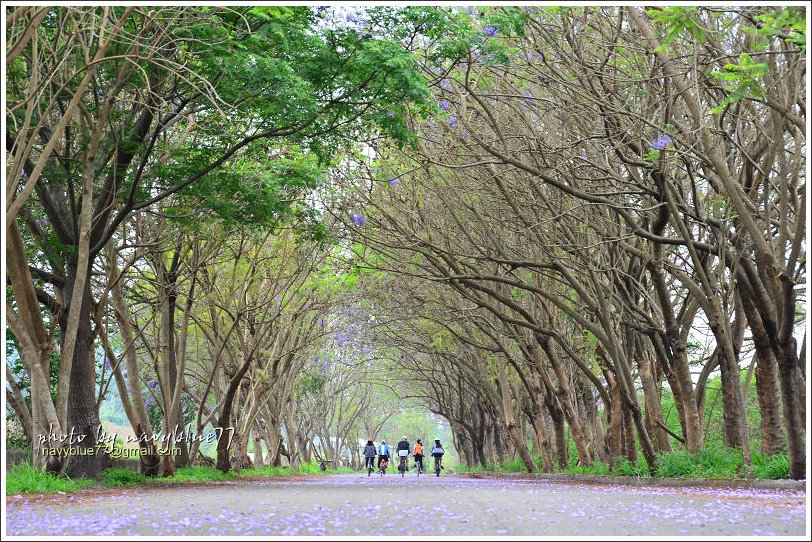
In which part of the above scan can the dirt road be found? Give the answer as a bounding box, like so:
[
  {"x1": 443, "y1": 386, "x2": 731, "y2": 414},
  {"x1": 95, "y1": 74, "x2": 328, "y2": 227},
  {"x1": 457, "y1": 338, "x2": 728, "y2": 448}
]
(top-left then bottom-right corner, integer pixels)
[{"x1": 5, "y1": 473, "x2": 807, "y2": 536}]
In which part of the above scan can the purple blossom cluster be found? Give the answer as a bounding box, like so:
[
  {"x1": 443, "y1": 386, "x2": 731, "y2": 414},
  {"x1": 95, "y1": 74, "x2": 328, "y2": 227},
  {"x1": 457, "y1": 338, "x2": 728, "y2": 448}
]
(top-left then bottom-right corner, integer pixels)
[
  {"x1": 483, "y1": 27, "x2": 498, "y2": 37},
  {"x1": 650, "y1": 134, "x2": 673, "y2": 150},
  {"x1": 349, "y1": 213, "x2": 366, "y2": 227}
]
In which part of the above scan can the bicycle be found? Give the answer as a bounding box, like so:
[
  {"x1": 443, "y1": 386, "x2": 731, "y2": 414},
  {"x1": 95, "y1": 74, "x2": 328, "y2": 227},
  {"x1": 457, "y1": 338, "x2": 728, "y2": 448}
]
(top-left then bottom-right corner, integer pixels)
[
  {"x1": 434, "y1": 455, "x2": 443, "y2": 477},
  {"x1": 414, "y1": 456, "x2": 424, "y2": 476},
  {"x1": 398, "y1": 450, "x2": 409, "y2": 476},
  {"x1": 379, "y1": 456, "x2": 388, "y2": 476},
  {"x1": 365, "y1": 457, "x2": 374, "y2": 477}
]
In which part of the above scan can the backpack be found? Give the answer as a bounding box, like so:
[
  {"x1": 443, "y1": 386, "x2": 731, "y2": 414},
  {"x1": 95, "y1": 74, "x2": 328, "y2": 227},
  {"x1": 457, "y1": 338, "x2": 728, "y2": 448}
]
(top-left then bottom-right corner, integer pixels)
[{"x1": 378, "y1": 443, "x2": 389, "y2": 456}]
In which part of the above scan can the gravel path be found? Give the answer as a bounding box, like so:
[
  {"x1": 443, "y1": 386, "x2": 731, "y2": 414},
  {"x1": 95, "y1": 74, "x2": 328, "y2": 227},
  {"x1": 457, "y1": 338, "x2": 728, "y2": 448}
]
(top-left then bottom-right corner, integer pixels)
[{"x1": 5, "y1": 474, "x2": 807, "y2": 536}]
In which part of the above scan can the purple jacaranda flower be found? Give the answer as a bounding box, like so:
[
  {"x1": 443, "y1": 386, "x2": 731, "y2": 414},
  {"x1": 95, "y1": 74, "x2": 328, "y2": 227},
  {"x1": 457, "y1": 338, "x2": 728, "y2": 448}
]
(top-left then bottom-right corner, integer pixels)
[
  {"x1": 484, "y1": 27, "x2": 498, "y2": 37},
  {"x1": 522, "y1": 88, "x2": 534, "y2": 106},
  {"x1": 144, "y1": 398, "x2": 150, "y2": 408},
  {"x1": 650, "y1": 134, "x2": 673, "y2": 150},
  {"x1": 346, "y1": 12, "x2": 358, "y2": 22},
  {"x1": 439, "y1": 100, "x2": 450, "y2": 111},
  {"x1": 431, "y1": 66, "x2": 443, "y2": 75},
  {"x1": 349, "y1": 213, "x2": 366, "y2": 226},
  {"x1": 389, "y1": 178, "x2": 399, "y2": 187},
  {"x1": 461, "y1": 129, "x2": 469, "y2": 141},
  {"x1": 440, "y1": 78, "x2": 452, "y2": 91},
  {"x1": 447, "y1": 115, "x2": 458, "y2": 128},
  {"x1": 147, "y1": 379, "x2": 158, "y2": 389},
  {"x1": 104, "y1": 358, "x2": 112, "y2": 369},
  {"x1": 319, "y1": 319, "x2": 325, "y2": 328}
]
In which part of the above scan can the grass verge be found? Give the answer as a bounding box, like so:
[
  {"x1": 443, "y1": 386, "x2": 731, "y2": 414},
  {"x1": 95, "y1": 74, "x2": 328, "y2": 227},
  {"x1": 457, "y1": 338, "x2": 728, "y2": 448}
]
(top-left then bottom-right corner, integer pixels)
[
  {"x1": 454, "y1": 446, "x2": 792, "y2": 480},
  {"x1": 6, "y1": 462, "x2": 358, "y2": 495},
  {"x1": 5, "y1": 462, "x2": 95, "y2": 494}
]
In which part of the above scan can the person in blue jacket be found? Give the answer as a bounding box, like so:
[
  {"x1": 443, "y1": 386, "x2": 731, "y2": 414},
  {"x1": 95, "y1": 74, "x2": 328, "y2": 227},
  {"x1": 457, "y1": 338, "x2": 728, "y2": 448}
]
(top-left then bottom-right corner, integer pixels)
[{"x1": 377, "y1": 439, "x2": 391, "y2": 471}]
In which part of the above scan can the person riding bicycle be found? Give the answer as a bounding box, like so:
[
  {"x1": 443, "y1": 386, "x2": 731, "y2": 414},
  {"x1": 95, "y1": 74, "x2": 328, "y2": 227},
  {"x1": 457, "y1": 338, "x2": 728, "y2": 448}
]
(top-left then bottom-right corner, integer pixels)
[
  {"x1": 430, "y1": 439, "x2": 445, "y2": 476},
  {"x1": 413, "y1": 439, "x2": 424, "y2": 473},
  {"x1": 377, "y1": 439, "x2": 391, "y2": 471},
  {"x1": 363, "y1": 439, "x2": 376, "y2": 472},
  {"x1": 396, "y1": 436, "x2": 410, "y2": 473}
]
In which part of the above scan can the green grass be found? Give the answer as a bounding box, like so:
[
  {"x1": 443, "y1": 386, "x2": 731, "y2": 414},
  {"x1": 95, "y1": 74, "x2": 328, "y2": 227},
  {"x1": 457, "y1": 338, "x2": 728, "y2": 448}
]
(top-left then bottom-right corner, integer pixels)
[
  {"x1": 562, "y1": 460, "x2": 612, "y2": 475},
  {"x1": 102, "y1": 467, "x2": 148, "y2": 486},
  {"x1": 163, "y1": 466, "x2": 239, "y2": 483},
  {"x1": 454, "y1": 443, "x2": 791, "y2": 480},
  {"x1": 5, "y1": 462, "x2": 94, "y2": 494},
  {"x1": 655, "y1": 445, "x2": 744, "y2": 478},
  {"x1": 239, "y1": 465, "x2": 295, "y2": 477},
  {"x1": 6, "y1": 461, "x2": 361, "y2": 495},
  {"x1": 612, "y1": 457, "x2": 649, "y2": 477},
  {"x1": 752, "y1": 451, "x2": 790, "y2": 479}
]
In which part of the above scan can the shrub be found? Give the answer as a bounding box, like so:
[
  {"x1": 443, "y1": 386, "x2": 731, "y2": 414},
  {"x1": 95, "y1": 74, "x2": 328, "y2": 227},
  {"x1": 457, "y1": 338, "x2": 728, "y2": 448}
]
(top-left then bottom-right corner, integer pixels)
[
  {"x1": 102, "y1": 468, "x2": 147, "y2": 486},
  {"x1": 694, "y1": 445, "x2": 742, "y2": 478},
  {"x1": 167, "y1": 466, "x2": 237, "y2": 483},
  {"x1": 453, "y1": 463, "x2": 484, "y2": 473},
  {"x1": 613, "y1": 457, "x2": 648, "y2": 477},
  {"x1": 564, "y1": 460, "x2": 611, "y2": 475},
  {"x1": 6, "y1": 462, "x2": 93, "y2": 494},
  {"x1": 752, "y1": 452, "x2": 790, "y2": 480},
  {"x1": 240, "y1": 466, "x2": 292, "y2": 477},
  {"x1": 296, "y1": 461, "x2": 322, "y2": 474},
  {"x1": 655, "y1": 449, "x2": 695, "y2": 477},
  {"x1": 502, "y1": 457, "x2": 527, "y2": 472}
]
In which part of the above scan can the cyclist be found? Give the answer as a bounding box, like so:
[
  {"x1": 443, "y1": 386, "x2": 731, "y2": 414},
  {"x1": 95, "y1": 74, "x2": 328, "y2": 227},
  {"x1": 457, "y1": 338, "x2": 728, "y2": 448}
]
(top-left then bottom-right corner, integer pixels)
[
  {"x1": 396, "y1": 436, "x2": 410, "y2": 475},
  {"x1": 363, "y1": 439, "x2": 377, "y2": 476},
  {"x1": 377, "y1": 439, "x2": 391, "y2": 473},
  {"x1": 430, "y1": 439, "x2": 445, "y2": 476},
  {"x1": 413, "y1": 439, "x2": 425, "y2": 474}
]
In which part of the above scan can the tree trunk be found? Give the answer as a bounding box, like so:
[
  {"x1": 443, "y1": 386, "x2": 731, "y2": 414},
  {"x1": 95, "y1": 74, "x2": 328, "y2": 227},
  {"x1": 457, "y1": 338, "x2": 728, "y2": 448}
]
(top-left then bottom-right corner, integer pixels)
[
  {"x1": 777, "y1": 342, "x2": 805, "y2": 479},
  {"x1": 603, "y1": 368, "x2": 624, "y2": 467},
  {"x1": 526, "y1": 373, "x2": 554, "y2": 471},
  {"x1": 548, "y1": 402, "x2": 568, "y2": 469},
  {"x1": 63, "y1": 281, "x2": 104, "y2": 478},
  {"x1": 622, "y1": 400, "x2": 637, "y2": 463},
  {"x1": 215, "y1": 356, "x2": 251, "y2": 473},
  {"x1": 497, "y1": 360, "x2": 535, "y2": 472},
  {"x1": 638, "y1": 350, "x2": 671, "y2": 452},
  {"x1": 754, "y1": 352, "x2": 785, "y2": 455}
]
